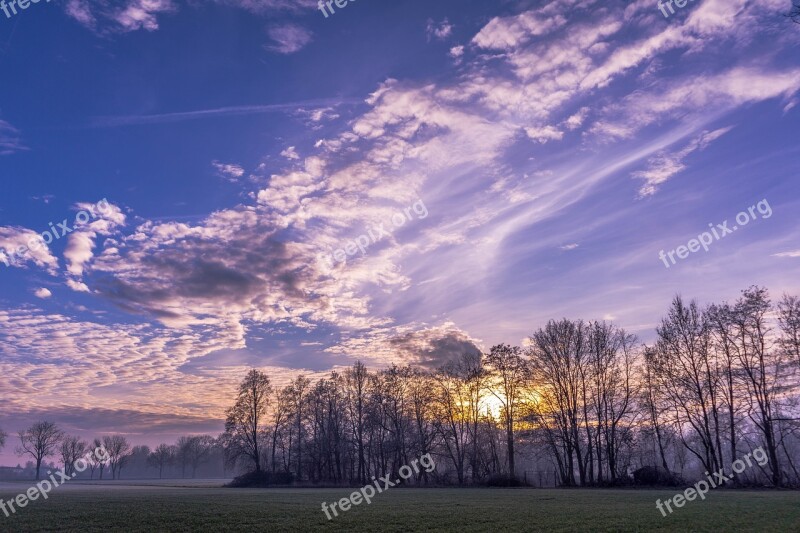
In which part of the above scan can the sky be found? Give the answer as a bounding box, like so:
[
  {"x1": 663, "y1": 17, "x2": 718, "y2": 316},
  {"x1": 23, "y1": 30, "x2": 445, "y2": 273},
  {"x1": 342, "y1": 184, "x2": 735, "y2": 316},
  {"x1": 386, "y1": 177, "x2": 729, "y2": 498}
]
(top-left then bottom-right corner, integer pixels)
[{"x1": 0, "y1": 0, "x2": 799, "y2": 464}]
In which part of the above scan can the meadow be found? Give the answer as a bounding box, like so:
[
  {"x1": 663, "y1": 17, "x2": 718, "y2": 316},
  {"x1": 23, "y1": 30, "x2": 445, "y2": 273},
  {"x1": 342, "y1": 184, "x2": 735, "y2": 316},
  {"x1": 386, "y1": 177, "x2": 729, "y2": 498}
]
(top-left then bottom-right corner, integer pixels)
[{"x1": 0, "y1": 481, "x2": 798, "y2": 532}]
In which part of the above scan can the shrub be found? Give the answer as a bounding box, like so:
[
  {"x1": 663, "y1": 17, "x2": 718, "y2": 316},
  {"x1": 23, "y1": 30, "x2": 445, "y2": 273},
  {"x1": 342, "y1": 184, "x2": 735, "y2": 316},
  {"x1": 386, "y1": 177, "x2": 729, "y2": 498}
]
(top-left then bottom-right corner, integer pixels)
[
  {"x1": 227, "y1": 470, "x2": 294, "y2": 488},
  {"x1": 632, "y1": 466, "x2": 684, "y2": 486}
]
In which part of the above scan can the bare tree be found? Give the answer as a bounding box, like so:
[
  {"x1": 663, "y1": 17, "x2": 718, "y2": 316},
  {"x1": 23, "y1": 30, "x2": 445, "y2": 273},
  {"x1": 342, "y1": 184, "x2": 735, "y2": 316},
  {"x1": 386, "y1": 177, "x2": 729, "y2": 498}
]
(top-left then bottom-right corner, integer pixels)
[
  {"x1": 93, "y1": 438, "x2": 108, "y2": 479},
  {"x1": 0, "y1": 428, "x2": 7, "y2": 451},
  {"x1": 185, "y1": 436, "x2": 216, "y2": 478},
  {"x1": 17, "y1": 421, "x2": 63, "y2": 480},
  {"x1": 59, "y1": 435, "x2": 88, "y2": 477},
  {"x1": 778, "y1": 294, "x2": 800, "y2": 368},
  {"x1": 790, "y1": 1, "x2": 800, "y2": 23},
  {"x1": 652, "y1": 297, "x2": 724, "y2": 477},
  {"x1": 344, "y1": 361, "x2": 370, "y2": 483},
  {"x1": 485, "y1": 344, "x2": 526, "y2": 480},
  {"x1": 103, "y1": 435, "x2": 132, "y2": 480},
  {"x1": 528, "y1": 320, "x2": 589, "y2": 486},
  {"x1": 224, "y1": 369, "x2": 272, "y2": 474},
  {"x1": 728, "y1": 287, "x2": 785, "y2": 486},
  {"x1": 148, "y1": 444, "x2": 176, "y2": 479}
]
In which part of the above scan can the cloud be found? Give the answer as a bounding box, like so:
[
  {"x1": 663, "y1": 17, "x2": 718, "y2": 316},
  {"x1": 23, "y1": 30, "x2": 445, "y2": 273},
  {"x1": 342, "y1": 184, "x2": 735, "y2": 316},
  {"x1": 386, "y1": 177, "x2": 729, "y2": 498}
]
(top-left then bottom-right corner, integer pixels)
[
  {"x1": 214, "y1": 0, "x2": 317, "y2": 13},
  {"x1": 266, "y1": 24, "x2": 313, "y2": 54},
  {"x1": 0, "y1": 120, "x2": 26, "y2": 155},
  {"x1": 0, "y1": 227, "x2": 59, "y2": 275},
  {"x1": 773, "y1": 250, "x2": 800, "y2": 258},
  {"x1": 632, "y1": 126, "x2": 733, "y2": 197},
  {"x1": 212, "y1": 161, "x2": 246, "y2": 182},
  {"x1": 525, "y1": 125, "x2": 564, "y2": 143},
  {"x1": 64, "y1": 0, "x2": 175, "y2": 33},
  {"x1": 560, "y1": 243, "x2": 579, "y2": 251},
  {"x1": 91, "y1": 98, "x2": 357, "y2": 127},
  {"x1": 426, "y1": 18, "x2": 454, "y2": 41},
  {"x1": 64, "y1": 200, "x2": 127, "y2": 280},
  {"x1": 472, "y1": 9, "x2": 567, "y2": 50},
  {"x1": 33, "y1": 288, "x2": 52, "y2": 299},
  {"x1": 280, "y1": 147, "x2": 300, "y2": 160}
]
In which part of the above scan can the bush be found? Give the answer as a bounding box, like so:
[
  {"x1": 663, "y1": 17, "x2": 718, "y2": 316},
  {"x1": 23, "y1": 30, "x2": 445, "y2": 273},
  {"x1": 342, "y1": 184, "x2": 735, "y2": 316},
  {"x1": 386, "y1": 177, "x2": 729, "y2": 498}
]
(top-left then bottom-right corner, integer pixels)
[
  {"x1": 227, "y1": 470, "x2": 294, "y2": 488},
  {"x1": 484, "y1": 474, "x2": 529, "y2": 487},
  {"x1": 632, "y1": 466, "x2": 684, "y2": 486}
]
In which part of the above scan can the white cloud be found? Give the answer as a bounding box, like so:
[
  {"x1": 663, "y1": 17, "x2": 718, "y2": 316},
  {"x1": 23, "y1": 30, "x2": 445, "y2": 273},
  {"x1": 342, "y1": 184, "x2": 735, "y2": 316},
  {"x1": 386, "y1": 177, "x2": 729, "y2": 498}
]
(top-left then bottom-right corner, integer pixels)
[
  {"x1": 65, "y1": 0, "x2": 175, "y2": 33},
  {"x1": 266, "y1": 24, "x2": 313, "y2": 54},
  {"x1": 426, "y1": 18, "x2": 454, "y2": 41},
  {"x1": 212, "y1": 160, "x2": 246, "y2": 182},
  {"x1": 0, "y1": 227, "x2": 59, "y2": 275},
  {"x1": 632, "y1": 126, "x2": 733, "y2": 197},
  {"x1": 773, "y1": 250, "x2": 800, "y2": 258},
  {"x1": 525, "y1": 125, "x2": 564, "y2": 143},
  {"x1": 280, "y1": 146, "x2": 300, "y2": 160},
  {"x1": 33, "y1": 288, "x2": 52, "y2": 299}
]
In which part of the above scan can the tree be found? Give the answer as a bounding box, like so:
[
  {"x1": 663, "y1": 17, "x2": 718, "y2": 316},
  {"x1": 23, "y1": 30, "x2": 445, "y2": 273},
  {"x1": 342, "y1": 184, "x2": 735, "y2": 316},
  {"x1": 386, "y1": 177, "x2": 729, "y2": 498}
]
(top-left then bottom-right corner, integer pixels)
[
  {"x1": 103, "y1": 435, "x2": 132, "y2": 480},
  {"x1": 148, "y1": 444, "x2": 176, "y2": 479},
  {"x1": 728, "y1": 287, "x2": 785, "y2": 486},
  {"x1": 485, "y1": 344, "x2": 526, "y2": 480},
  {"x1": 528, "y1": 320, "x2": 589, "y2": 486},
  {"x1": 184, "y1": 436, "x2": 216, "y2": 478},
  {"x1": 224, "y1": 369, "x2": 272, "y2": 474},
  {"x1": 59, "y1": 435, "x2": 88, "y2": 477},
  {"x1": 778, "y1": 294, "x2": 800, "y2": 368},
  {"x1": 344, "y1": 361, "x2": 370, "y2": 483},
  {"x1": 285, "y1": 375, "x2": 310, "y2": 480},
  {"x1": 92, "y1": 438, "x2": 108, "y2": 479},
  {"x1": 0, "y1": 428, "x2": 7, "y2": 451},
  {"x1": 652, "y1": 297, "x2": 724, "y2": 477},
  {"x1": 17, "y1": 421, "x2": 63, "y2": 480}
]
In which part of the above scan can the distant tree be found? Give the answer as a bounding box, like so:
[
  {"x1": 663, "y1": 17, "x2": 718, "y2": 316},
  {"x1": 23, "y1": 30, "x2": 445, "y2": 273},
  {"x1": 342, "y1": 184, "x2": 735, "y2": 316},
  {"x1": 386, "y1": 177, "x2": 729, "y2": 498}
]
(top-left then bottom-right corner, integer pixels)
[
  {"x1": 486, "y1": 344, "x2": 527, "y2": 480},
  {"x1": 92, "y1": 438, "x2": 107, "y2": 479},
  {"x1": 224, "y1": 369, "x2": 273, "y2": 474},
  {"x1": 17, "y1": 421, "x2": 63, "y2": 480},
  {"x1": 0, "y1": 428, "x2": 7, "y2": 451},
  {"x1": 778, "y1": 294, "x2": 800, "y2": 368},
  {"x1": 184, "y1": 436, "x2": 216, "y2": 478},
  {"x1": 285, "y1": 375, "x2": 311, "y2": 480},
  {"x1": 148, "y1": 444, "x2": 176, "y2": 479},
  {"x1": 59, "y1": 435, "x2": 88, "y2": 477},
  {"x1": 103, "y1": 435, "x2": 132, "y2": 480},
  {"x1": 344, "y1": 361, "x2": 369, "y2": 483}
]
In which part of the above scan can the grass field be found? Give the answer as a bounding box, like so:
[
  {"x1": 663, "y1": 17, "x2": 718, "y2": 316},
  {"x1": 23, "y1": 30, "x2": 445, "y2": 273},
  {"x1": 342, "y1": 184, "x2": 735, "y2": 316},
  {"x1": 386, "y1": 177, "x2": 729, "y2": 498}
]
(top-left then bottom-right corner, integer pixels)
[{"x1": 0, "y1": 481, "x2": 798, "y2": 532}]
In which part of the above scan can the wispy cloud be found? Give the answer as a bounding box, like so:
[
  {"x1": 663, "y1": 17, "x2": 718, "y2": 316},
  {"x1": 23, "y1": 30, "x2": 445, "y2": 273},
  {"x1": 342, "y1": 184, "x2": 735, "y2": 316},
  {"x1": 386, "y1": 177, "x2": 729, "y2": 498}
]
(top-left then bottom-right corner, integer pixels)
[
  {"x1": 0, "y1": 119, "x2": 26, "y2": 155},
  {"x1": 632, "y1": 126, "x2": 734, "y2": 197},
  {"x1": 265, "y1": 23, "x2": 313, "y2": 54},
  {"x1": 773, "y1": 250, "x2": 800, "y2": 258},
  {"x1": 90, "y1": 98, "x2": 359, "y2": 127}
]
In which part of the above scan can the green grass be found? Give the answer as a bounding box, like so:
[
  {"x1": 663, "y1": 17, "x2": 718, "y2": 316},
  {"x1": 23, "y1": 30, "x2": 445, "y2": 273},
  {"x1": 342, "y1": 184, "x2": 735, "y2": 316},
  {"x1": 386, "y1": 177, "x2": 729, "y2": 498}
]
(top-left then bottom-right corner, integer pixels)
[{"x1": 0, "y1": 481, "x2": 798, "y2": 532}]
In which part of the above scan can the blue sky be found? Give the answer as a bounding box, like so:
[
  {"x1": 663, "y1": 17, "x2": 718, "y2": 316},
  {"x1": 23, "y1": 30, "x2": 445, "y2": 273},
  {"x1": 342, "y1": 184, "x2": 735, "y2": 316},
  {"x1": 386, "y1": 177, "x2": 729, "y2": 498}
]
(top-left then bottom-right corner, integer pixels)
[{"x1": 1, "y1": 0, "x2": 799, "y2": 462}]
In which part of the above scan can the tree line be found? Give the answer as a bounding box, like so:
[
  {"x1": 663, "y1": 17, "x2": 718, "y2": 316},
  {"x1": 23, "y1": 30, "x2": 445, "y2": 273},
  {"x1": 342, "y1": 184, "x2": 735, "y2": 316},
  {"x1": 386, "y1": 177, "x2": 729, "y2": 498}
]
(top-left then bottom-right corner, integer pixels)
[
  {"x1": 222, "y1": 286, "x2": 799, "y2": 487},
  {"x1": 2, "y1": 286, "x2": 798, "y2": 487},
  {"x1": 0, "y1": 423, "x2": 224, "y2": 481}
]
